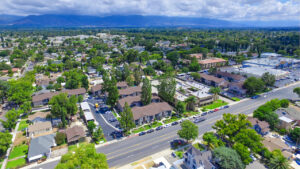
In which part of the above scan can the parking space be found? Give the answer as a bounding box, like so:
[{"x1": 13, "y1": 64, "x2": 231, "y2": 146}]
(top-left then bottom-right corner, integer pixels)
[{"x1": 275, "y1": 67, "x2": 300, "y2": 88}]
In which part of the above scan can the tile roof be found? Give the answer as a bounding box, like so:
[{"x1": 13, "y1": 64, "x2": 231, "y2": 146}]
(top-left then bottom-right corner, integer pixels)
[
  {"x1": 117, "y1": 81, "x2": 128, "y2": 88},
  {"x1": 66, "y1": 125, "x2": 85, "y2": 143},
  {"x1": 28, "y1": 121, "x2": 52, "y2": 133},
  {"x1": 119, "y1": 86, "x2": 142, "y2": 95},
  {"x1": 132, "y1": 102, "x2": 172, "y2": 120},
  {"x1": 262, "y1": 137, "x2": 292, "y2": 158}
]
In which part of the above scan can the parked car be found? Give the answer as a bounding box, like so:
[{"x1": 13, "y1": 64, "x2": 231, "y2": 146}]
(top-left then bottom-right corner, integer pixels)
[
  {"x1": 214, "y1": 108, "x2": 219, "y2": 112},
  {"x1": 201, "y1": 112, "x2": 207, "y2": 116},
  {"x1": 170, "y1": 139, "x2": 186, "y2": 149},
  {"x1": 250, "y1": 154, "x2": 257, "y2": 161},
  {"x1": 171, "y1": 152, "x2": 176, "y2": 158},
  {"x1": 156, "y1": 126, "x2": 163, "y2": 131},
  {"x1": 208, "y1": 110, "x2": 214, "y2": 114},
  {"x1": 147, "y1": 129, "x2": 154, "y2": 133},
  {"x1": 139, "y1": 132, "x2": 146, "y2": 136},
  {"x1": 223, "y1": 105, "x2": 229, "y2": 108},
  {"x1": 172, "y1": 121, "x2": 179, "y2": 126},
  {"x1": 194, "y1": 117, "x2": 206, "y2": 123},
  {"x1": 251, "y1": 95, "x2": 260, "y2": 99},
  {"x1": 164, "y1": 124, "x2": 171, "y2": 128}
]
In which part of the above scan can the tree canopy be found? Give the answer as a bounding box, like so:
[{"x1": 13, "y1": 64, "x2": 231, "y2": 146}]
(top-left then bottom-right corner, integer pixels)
[
  {"x1": 177, "y1": 120, "x2": 198, "y2": 142},
  {"x1": 213, "y1": 146, "x2": 245, "y2": 169},
  {"x1": 141, "y1": 78, "x2": 152, "y2": 105}
]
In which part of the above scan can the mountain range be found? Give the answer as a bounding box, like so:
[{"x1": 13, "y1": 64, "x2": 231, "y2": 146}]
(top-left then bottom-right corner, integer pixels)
[{"x1": 0, "y1": 14, "x2": 299, "y2": 28}]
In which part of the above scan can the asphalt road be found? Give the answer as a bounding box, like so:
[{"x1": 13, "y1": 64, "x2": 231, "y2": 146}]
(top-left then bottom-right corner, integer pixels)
[{"x1": 29, "y1": 83, "x2": 300, "y2": 169}]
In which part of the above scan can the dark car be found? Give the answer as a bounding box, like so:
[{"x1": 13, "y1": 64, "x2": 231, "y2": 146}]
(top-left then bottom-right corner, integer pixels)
[
  {"x1": 251, "y1": 95, "x2": 260, "y2": 99},
  {"x1": 170, "y1": 139, "x2": 186, "y2": 149},
  {"x1": 223, "y1": 105, "x2": 229, "y2": 108},
  {"x1": 194, "y1": 117, "x2": 206, "y2": 123},
  {"x1": 147, "y1": 129, "x2": 154, "y2": 133},
  {"x1": 156, "y1": 126, "x2": 163, "y2": 131},
  {"x1": 139, "y1": 132, "x2": 146, "y2": 136},
  {"x1": 201, "y1": 112, "x2": 207, "y2": 116},
  {"x1": 171, "y1": 121, "x2": 179, "y2": 126}
]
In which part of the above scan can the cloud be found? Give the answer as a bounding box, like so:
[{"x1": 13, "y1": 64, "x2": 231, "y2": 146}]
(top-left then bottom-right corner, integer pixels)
[{"x1": 0, "y1": 0, "x2": 299, "y2": 21}]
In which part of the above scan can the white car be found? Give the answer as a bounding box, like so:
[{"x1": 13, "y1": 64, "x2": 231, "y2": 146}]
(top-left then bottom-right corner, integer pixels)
[
  {"x1": 250, "y1": 154, "x2": 257, "y2": 161},
  {"x1": 164, "y1": 124, "x2": 171, "y2": 128}
]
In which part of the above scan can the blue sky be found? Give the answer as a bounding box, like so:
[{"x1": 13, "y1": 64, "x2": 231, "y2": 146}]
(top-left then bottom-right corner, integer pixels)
[{"x1": 0, "y1": 0, "x2": 299, "y2": 21}]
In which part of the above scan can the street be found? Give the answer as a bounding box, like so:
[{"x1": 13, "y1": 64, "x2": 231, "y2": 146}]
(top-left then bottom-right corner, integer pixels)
[{"x1": 28, "y1": 83, "x2": 300, "y2": 169}]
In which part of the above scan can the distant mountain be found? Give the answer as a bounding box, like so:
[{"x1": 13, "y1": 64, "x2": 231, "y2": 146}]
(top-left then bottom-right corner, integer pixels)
[
  {"x1": 10, "y1": 14, "x2": 235, "y2": 28},
  {"x1": 0, "y1": 14, "x2": 24, "y2": 25},
  {"x1": 0, "y1": 14, "x2": 298, "y2": 28}
]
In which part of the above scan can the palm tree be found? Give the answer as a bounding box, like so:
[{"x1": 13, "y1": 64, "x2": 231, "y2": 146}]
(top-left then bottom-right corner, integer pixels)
[
  {"x1": 269, "y1": 155, "x2": 290, "y2": 169},
  {"x1": 184, "y1": 96, "x2": 197, "y2": 111},
  {"x1": 209, "y1": 87, "x2": 221, "y2": 100}
]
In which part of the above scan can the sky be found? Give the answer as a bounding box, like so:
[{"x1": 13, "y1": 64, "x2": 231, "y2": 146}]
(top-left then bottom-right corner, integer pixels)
[{"x1": 0, "y1": 0, "x2": 299, "y2": 21}]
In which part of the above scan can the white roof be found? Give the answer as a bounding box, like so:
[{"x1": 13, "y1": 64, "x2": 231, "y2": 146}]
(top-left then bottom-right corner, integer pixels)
[
  {"x1": 279, "y1": 116, "x2": 293, "y2": 123},
  {"x1": 84, "y1": 111, "x2": 95, "y2": 121},
  {"x1": 80, "y1": 102, "x2": 90, "y2": 112}
]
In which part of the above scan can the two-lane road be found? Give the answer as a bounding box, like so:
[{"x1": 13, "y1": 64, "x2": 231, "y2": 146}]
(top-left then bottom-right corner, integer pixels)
[{"x1": 28, "y1": 83, "x2": 300, "y2": 169}]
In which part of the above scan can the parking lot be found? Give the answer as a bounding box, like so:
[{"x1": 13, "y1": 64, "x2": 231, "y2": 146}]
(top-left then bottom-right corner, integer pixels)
[{"x1": 275, "y1": 67, "x2": 300, "y2": 88}]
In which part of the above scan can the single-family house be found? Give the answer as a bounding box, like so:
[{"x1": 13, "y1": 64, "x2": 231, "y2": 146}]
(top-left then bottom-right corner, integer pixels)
[
  {"x1": 27, "y1": 121, "x2": 52, "y2": 137},
  {"x1": 183, "y1": 146, "x2": 216, "y2": 169},
  {"x1": 51, "y1": 118, "x2": 62, "y2": 127},
  {"x1": 190, "y1": 53, "x2": 203, "y2": 60},
  {"x1": 27, "y1": 134, "x2": 56, "y2": 162},
  {"x1": 119, "y1": 86, "x2": 142, "y2": 98},
  {"x1": 91, "y1": 84, "x2": 102, "y2": 96},
  {"x1": 132, "y1": 102, "x2": 172, "y2": 126},
  {"x1": 66, "y1": 126, "x2": 85, "y2": 144},
  {"x1": 28, "y1": 111, "x2": 50, "y2": 124},
  {"x1": 262, "y1": 136, "x2": 293, "y2": 158},
  {"x1": 248, "y1": 117, "x2": 270, "y2": 136}
]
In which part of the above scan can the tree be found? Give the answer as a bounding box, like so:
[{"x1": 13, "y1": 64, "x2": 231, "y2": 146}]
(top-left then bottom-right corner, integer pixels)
[
  {"x1": 288, "y1": 127, "x2": 300, "y2": 143},
  {"x1": 125, "y1": 49, "x2": 138, "y2": 63},
  {"x1": 202, "y1": 132, "x2": 224, "y2": 150},
  {"x1": 93, "y1": 127, "x2": 104, "y2": 143},
  {"x1": 189, "y1": 57, "x2": 201, "y2": 71},
  {"x1": 158, "y1": 77, "x2": 176, "y2": 103},
  {"x1": 133, "y1": 66, "x2": 143, "y2": 86},
  {"x1": 175, "y1": 101, "x2": 186, "y2": 114},
  {"x1": 107, "y1": 84, "x2": 119, "y2": 107},
  {"x1": 141, "y1": 78, "x2": 152, "y2": 105},
  {"x1": 87, "y1": 121, "x2": 96, "y2": 134},
  {"x1": 280, "y1": 99, "x2": 289, "y2": 108},
  {"x1": 166, "y1": 51, "x2": 179, "y2": 65},
  {"x1": 0, "y1": 132, "x2": 12, "y2": 157},
  {"x1": 55, "y1": 143, "x2": 108, "y2": 169},
  {"x1": 268, "y1": 150, "x2": 290, "y2": 169},
  {"x1": 184, "y1": 96, "x2": 197, "y2": 111},
  {"x1": 243, "y1": 77, "x2": 265, "y2": 95},
  {"x1": 7, "y1": 79, "x2": 33, "y2": 105},
  {"x1": 55, "y1": 132, "x2": 66, "y2": 145},
  {"x1": 293, "y1": 87, "x2": 300, "y2": 97},
  {"x1": 213, "y1": 147, "x2": 245, "y2": 169},
  {"x1": 119, "y1": 103, "x2": 135, "y2": 133},
  {"x1": 209, "y1": 87, "x2": 221, "y2": 100},
  {"x1": 0, "y1": 80, "x2": 9, "y2": 103},
  {"x1": 1, "y1": 109, "x2": 20, "y2": 130},
  {"x1": 233, "y1": 143, "x2": 252, "y2": 165},
  {"x1": 125, "y1": 75, "x2": 134, "y2": 86},
  {"x1": 190, "y1": 72, "x2": 200, "y2": 80},
  {"x1": 261, "y1": 72, "x2": 275, "y2": 87},
  {"x1": 177, "y1": 120, "x2": 198, "y2": 142},
  {"x1": 233, "y1": 129, "x2": 263, "y2": 154}
]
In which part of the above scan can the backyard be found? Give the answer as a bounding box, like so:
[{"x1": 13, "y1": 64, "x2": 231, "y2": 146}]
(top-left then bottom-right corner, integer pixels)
[
  {"x1": 9, "y1": 144, "x2": 28, "y2": 160},
  {"x1": 201, "y1": 100, "x2": 228, "y2": 110},
  {"x1": 17, "y1": 120, "x2": 28, "y2": 131}
]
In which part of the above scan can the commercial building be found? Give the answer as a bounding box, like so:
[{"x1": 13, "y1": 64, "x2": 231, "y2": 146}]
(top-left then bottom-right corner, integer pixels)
[
  {"x1": 243, "y1": 57, "x2": 300, "y2": 69},
  {"x1": 231, "y1": 67, "x2": 289, "y2": 80},
  {"x1": 198, "y1": 58, "x2": 227, "y2": 69}
]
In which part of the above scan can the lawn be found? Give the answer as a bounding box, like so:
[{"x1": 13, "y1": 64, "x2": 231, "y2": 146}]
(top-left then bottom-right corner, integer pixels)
[
  {"x1": 175, "y1": 150, "x2": 184, "y2": 158},
  {"x1": 163, "y1": 116, "x2": 181, "y2": 124},
  {"x1": 68, "y1": 144, "x2": 77, "y2": 151},
  {"x1": 6, "y1": 158, "x2": 26, "y2": 169},
  {"x1": 231, "y1": 97, "x2": 241, "y2": 101},
  {"x1": 193, "y1": 143, "x2": 205, "y2": 151},
  {"x1": 132, "y1": 122, "x2": 163, "y2": 133},
  {"x1": 18, "y1": 120, "x2": 28, "y2": 131},
  {"x1": 201, "y1": 100, "x2": 228, "y2": 110},
  {"x1": 8, "y1": 144, "x2": 28, "y2": 160},
  {"x1": 182, "y1": 111, "x2": 200, "y2": 117}
]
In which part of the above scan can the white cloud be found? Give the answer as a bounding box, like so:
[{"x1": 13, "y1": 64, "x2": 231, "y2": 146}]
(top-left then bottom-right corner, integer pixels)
[{"x1": 0, "y1": 0, "x2": 299, "y2": 20}]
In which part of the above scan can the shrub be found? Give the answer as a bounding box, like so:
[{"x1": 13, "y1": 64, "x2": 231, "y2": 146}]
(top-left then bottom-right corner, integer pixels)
[{"x1": 55, "y1": 132, "x2": 66, "y2": 145}]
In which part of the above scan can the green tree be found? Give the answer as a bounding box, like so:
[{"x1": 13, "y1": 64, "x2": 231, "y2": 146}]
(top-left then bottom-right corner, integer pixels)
[
  {"x1": 0, "y1": 80, "x2": 9, "y2": 103},
  {"x1": 133, "y1": 66, "x2": 143, "y2": 86},
  {"x1": 233, "y1": 143, "x2": 252, "y2": 165},
  {"x1": 293, "y1": 87, "x2": 300, "y2": 97},
  {"x1": 158, "y1": 77, "x2": 176, "y2": 103},
  {"x1": 107, "y1": 83, "x2": 119, "y2": 107},
  {"x1": 7, "y1": 79, "x2": 33, "y2": 105},
  {"x1": 233, "y1": 129, "x2": 263, "y2": 154},
  {"x1": 125, "y1": 49, "x2": 138, "y2": 63},
  {"x1": 189, "y1": 57, "x2": 201, "y2": 71},
  {"x1": 202, "y1": 132, "x2": 224, "y2": 150},
  {"x1": 268, "y1": 150, "x2": 290, "y2": 169},
  {"x1": 213, "y1": 146, "x2": 245, "y2": 169},
  {"x1": 87, "y1": 121, "x2": 96, "y2": 133},
  {"x1": 166, "y1": 51, "x2": 179, "y2": 65},
  {"x1": 119, "y1": 103, "x2": 135, "y2": 133},
  {"x1": 190, "y1": 72, "x2": 200, "y2": 80},
  {"x1": 175, "y1": 101, "x2": 186, "y2": 114},
  {"x1": 261, "y1": 72, "x2": 275, "y2": 87},
  {"x1": 243, "y1": 77, "x2": 265, "y2": 95},
  {"x1": 184, "y1": 96, "x2": 197, "y2": 111},
  {"x1": 288, "y1": 127, "x2": 300, "y2": 143},
  {"x1": 0, "y1": 132, "x2": 12, "y2": 157},
  {"x1": 93, "y1": 127, "x2": 104, "y2": 143},
  {"x1": 177, "y1": 120, "x2": 198, "y2": 142},
  {"x1": 141, "y1": 78, "x2": 152, "y2": 105},
  {"x1": 280, "y1": 99, "x2": 289, "y2": 108},
  {"x1": 1, "y1": 109, "x2": 20, "y2": 130},
  {"x1": 55, "y1": 143, "x2": 108, "y2": 169},
  {"x1": 125, "y1": 75, "x2": 134, "y2": 86},
  {"x1": 55, "y1": 132, "x2": 66, "y2": 145}
]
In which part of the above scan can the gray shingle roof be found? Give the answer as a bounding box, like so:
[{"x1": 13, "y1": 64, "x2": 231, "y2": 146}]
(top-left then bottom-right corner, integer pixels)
[{"x1": 28, "y1": 134, "x2": 56, "y2": 160}]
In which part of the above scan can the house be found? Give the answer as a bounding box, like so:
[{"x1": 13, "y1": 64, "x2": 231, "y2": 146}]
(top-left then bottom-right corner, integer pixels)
[
  {"x1": 216, "y1": 71, "x2": 245, "y2": 82},
  {"x1": 198, "y1": 58, "x2": 227, "y2": 69},
  {"x1": 66, "y1": 125, "x2": 85, "y2": 144},
  {"x1": 190, "y1": 53, "x2": 203, "y2": 60},
  {"x1": 198, "y1": 73, "x2": 229, "y2": 88},
  {"x1": 183, "y1": 146, "x2": 216, "y2": 169},
  {"x1": 132, "y1": 102, "x2": 172, "y2": 126},
  {"x1": 91, "y1": 84, "x2": 102, "y2": 96},
  {"x1": 248, "y1": 117, "x2": 270, "y2": 136},
  {"x1": 27, "y1": 121, "x2": 52, "y2": 137},
  {"x1": 51, "y1": 118, "x2": 62, "y2": 127},
  {"x1": 117, "y1": 81, "x2": 128, "y2": 89},
  {"x1": 28, "y1": 111, "x2": 50, "y2": 124},
  {"x1": 119, "y1": 86, "x2": 142, "y2": 98},
  {"x1": 32, "y1": 88, "x2": 86, "y2": 107},
  {"x1": 117, "y1": 94, "x2": 161, "y2": 112},
  {"x1": 278, "y1": 116, "x2": 294, "y2": 129},
  {"x1": 262, "y1": 136, "x2": 293, "y2": 158},
  {"x1": 228, "y1": 82, "x2": 247, "y2": 97},
  {"x1": 27, "y1": 134, "x2": 56, "y2": 162},
  {"x1": 275, "y1": 107, "x2": 299, "y2": 129}
]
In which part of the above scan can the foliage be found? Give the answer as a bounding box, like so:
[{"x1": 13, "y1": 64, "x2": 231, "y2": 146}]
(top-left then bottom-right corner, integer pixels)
[
  {"x1": 213, "y1": 146, "x2": 245, "y2": 169},
  {"x1": 268, "y1": 150, "x2": 290, "y2": 169},
  {"x1": 119, "y1": 103, "x2": 135, "y2": 133},
  {"x1": 189, "y1": 57, "x2": 201, "y2": 71},
  {"x1": 141, "y1": 78, "x2": 152, "y2": 105},
  {"x1": 0, "y1": 132, "x2": 12, "y2": 157},
  {"x1": 93, "y1": 127, "x2": 104, "y2": 143},
  {"x1": 202, "y1": 132, "x2": 224, "y2": 150},
  {"x1": 9, "y1": 144, "x2": 28, "y2": 160},
  {"x1": 18, "y1": 120, "x2": 28, "y2": 131},
  {"x1": 87, "y1": 121, "x2": 96, "y2": 133},
  {"x1": 175, "y1": 101, "x2": 186, "y2": 114},
  {"x1": 288, "y1": 127, "x2": 300, "y2": 143},
  {"x1": 233, "y1": 129, "x2": 263, "y2": 154},
  {"x1": 184, "y1": 96, "x2": 197, "y2": 111},
  {"x1": 8, "y1": 79, "x2": 33, "y2": 105},
  {"x1": 243, "y1": 77, "x2": 265, "y2": 95},
  {"x1": 202, "y1": 100, "x2": 228, "y2": 110},
  {"x1": 293, "y1": 87, "x2": 300, "y2": 97},
  {"x1": 158, "y1": 77, "x2": 176, "y2": 103},
  {"x1": 55, "y1": 132, "x2": 66, "y2": 145},
  {"x1": 133, "y1": 66, "x2": 143, "y2": 86},
  {"x1": 261, "y1": 72, "x2": 275, "y2": 87},
  {"x1": 63, "y1": 69, "x2": 88, "y2": 90},
  {"x1": 6, "y1": 157, "x2": 26, "y2": 169},
  {"x1": 55, "y1": 143, "x2": 108, "y2": 169},
  {"x1": 190, "y1": 72, "x2": 200, "y2": 79},
  {"x1": 1, "y1": 109, "x2": 20, "y2": 130},
  {"x1": 106, "y1": 77, "x2": 119, "y2": 107},
  {"x1": 279, "y1": 99, "x2": 289, "y2": 108},
  {"x1": 177, "y1": 120, "x2": 198, "y2": 142},
  {"x1": 209, "y1": 87, "x2": 221, "y2": 95},
  {"x1": 233, "y1": 143, "x2": 252, "y2": 165}
]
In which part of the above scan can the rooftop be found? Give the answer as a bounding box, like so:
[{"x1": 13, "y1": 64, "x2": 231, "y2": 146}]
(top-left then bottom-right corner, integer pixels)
[
  {"x1": 132, "y1": 102, "x2": 172, "y2": 120},
  {"x1": 28, "y1": 134, "x2": 56, "y2": 160},
  {"x1": 198, "y1": 58, "x2": 226, "y2": 64},
  {"x1": 28, "y1": 121, "x2": 52, "y2": 133}
]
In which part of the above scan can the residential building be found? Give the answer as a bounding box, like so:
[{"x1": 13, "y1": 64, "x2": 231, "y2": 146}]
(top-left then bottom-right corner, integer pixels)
[
  {"x1": 275, "y1": 107, "x2": 299, "y2": 129},
  {"x1": 198, "y1": 58, "x2": 227, "y2": 69},
  {"x1": 28, "y1": 111, "x2": 51, "y2": 124},
  {"x1": 190, "y1": 53, "x2": 203, "y2": 60},
  {"x1": 117, "y1": 81, "x2": 128, "y2": 89},
  {"x1": 27, "y1": 134, "x2": 56, "y2": 162},
  {"x1": 183, "y1": 146, "x2": 215, "y2": 169},
  {"x1": 132, "y1": 102, "x2": 172, "y2": 126},
  {"x1": 66, "y1": 125, "x2": 85, "y2": 144},
  {"x1": 216, "y1": 71, "x2": 245, "y2": 83},
  {"x1": 228, "y1": 82, "x2": 247, "y2": 97},
  {"x1": 197, "y1": 73, "x2": 229, "y2": 88},
  {"x1": 147, "y1": 60, "x2": 158, "y2": 66},
  {"x1": 32, "y1": 88, "x2": 86, "y2": 107},
  {"x1": 119, "y1": 86, "x2": 142, "y2": 98},
  {"x1": 248, "y1": 117, "x2": 270, "y2": 136},
  {"x1": 117, "y1": 94, "x2": 161, "y2": 112},
  {"x1": 27, "y1": 121, "x2": 52, "y2": 137},
  {"x1": 91, "y1": 84, "x2": 102, "y2": 96},
  {"x1": 262, "y1": 136, "x2": 293, "y2": 158}
]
